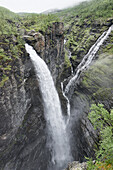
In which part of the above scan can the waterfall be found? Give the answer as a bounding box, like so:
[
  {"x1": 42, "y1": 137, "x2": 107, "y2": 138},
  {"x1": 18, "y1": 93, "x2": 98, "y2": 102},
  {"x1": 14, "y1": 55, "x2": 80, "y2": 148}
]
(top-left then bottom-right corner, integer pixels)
[
  {"x1": 60, "y1": 41, "x2": 74, "y2": 124},
  {"x1": 65, "y1": 25, "x2": 113, "y2": 98},
  {"x1": 61, "y1": 25, "x2": 113, "y2": 128},
  {"x1": 25, "y1": 44, "x2": 72, "y2": 169},
  {"x1": 61, "y1": 82, "x2": 70, "y2": 125}
]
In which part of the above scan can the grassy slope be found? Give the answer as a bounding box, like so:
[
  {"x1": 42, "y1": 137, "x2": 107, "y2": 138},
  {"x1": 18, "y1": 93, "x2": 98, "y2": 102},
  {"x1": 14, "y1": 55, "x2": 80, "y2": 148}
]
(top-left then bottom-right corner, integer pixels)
[
  {"x1": 0, "y1": 7, "x2": 23, "y2": 87},
  {"x1": 56, "y1": 0, "x2": 113, "y2": 64},
  {"x1": 0, "y1": 7, "x2": 19, "y2": 34},
  {"x1": 57, "y1": 0, "x2": 113, "y2": 21}
]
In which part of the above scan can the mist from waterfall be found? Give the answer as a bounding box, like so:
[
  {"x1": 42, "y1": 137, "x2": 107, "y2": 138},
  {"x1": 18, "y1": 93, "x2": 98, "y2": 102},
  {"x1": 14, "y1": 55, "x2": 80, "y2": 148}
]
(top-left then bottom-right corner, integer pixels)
[{"x1": 25, "y1": 44, "x2": 72, "y2": 169}]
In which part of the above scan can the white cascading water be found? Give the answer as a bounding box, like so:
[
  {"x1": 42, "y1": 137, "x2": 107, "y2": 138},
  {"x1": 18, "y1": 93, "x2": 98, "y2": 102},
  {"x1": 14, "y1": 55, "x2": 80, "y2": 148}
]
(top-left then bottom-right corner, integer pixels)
[
  {"x1": 61, "y1": 82, "x2": 70, "y2": 125},
  {"x1": 65, "y1": 25, "x2": 113, "y2": 96},
  {"x1": 61, "y1": 25, "x2": 113, "y2": 126},
  {"x1": 25, "y1": 44, "x2": 72, "y2": 169},
  {"x1": 60, "y1": 40, "x2": 74, "y2": 124}
]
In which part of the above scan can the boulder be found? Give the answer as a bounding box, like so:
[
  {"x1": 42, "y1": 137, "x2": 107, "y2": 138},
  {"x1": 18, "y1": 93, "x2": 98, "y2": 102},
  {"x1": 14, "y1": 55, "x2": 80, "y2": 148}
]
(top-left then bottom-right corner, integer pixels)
[{"x1": 66, "y1": 161, "x2": 87, "y2": 170}]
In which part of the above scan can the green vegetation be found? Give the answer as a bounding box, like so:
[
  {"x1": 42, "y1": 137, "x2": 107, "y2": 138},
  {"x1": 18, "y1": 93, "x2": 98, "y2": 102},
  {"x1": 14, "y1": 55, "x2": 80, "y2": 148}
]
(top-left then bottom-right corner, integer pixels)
[
  {"x1": 64, "y1": 50, "x2": 71, "y2": 68},
  {"x1": 0, "y1": 7, "x2": 19, "y2": 35},
  {"x1": 0, "y1": 74, "x2": 9, "y2": 87},
  {"x1": 87, "y1": 104, "x2": 113, "y2": 170},
  {"x1": 57, "y1": 0, "x2": 113, "y2": 21},
  {"x1": 103, "y1": 30, "x2": 113, "y2": 54},
  {"x1": 0, "y1": 6, "x2": 60, "y2": 87},
  {"x1": 20, "y1": 13, "x2": 60, "y2": 32},
  {"x1": 0, "y1": 0, "x2": 113, "y2": 87},
  {"x1": 0, "y1": 6, "x2": 60, "y2": 35},
  {"x1": 77, "y1": 52, "x2": 113, "y2": 114},
  {"x1": 56, "y1": 0, "x2": 113, "y2": 63},
  {"x1": 0, "y1": 33, "x2": 25, "y2": 87},
  {"x1": 0, "y1": 0, "x2": 113, "y2": 168}
]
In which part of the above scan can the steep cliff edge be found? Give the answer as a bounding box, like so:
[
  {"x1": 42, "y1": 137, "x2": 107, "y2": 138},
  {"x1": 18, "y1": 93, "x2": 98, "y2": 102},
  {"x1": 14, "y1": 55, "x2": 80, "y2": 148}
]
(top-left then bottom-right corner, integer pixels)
[
  {"x1": 23, "y1": 22, "x2": 68, "y2": 84},
  {"x1": 0, "y1": 1, "x2": 113, "y2": 169},
  {"x1": 23, "y1": 22, "x2": 70, "y2": 114},
  {"x1": 68, "y1": 29, "x2": 113, "y2": 162},
  {"x1": 0, "y1": 35, "x2": 44, "y2": 169},
  {"x1": 0, "y1": 22, "x2": 67, "y2": 170}
]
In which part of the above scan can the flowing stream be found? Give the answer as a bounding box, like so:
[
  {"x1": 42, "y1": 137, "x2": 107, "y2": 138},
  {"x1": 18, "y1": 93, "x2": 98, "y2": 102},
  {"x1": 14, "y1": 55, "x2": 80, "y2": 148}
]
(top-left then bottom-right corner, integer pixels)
[
  {"x1": 25, "y1": 44, "x2": 72, "y2": 169},
  {"x1": 65, "y1": 25, "x2": 113, "y2": 99}
]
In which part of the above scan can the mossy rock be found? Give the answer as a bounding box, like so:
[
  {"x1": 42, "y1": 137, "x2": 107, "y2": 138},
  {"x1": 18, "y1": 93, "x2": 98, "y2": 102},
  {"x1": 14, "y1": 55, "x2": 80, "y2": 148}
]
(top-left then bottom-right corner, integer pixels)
[
  {"x1": 80, "y1": 53, "x2": 113, "y2": 108},
  {"x1": 93, "y1": 88, "x2": 113, "y2": 100},
  {"x1": 0, "y1": 75, "x2": 9, "y2": 87}
]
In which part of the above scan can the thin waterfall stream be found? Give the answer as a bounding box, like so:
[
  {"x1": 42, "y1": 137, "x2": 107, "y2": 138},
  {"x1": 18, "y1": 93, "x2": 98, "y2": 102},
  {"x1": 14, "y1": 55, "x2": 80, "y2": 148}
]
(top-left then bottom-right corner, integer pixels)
[
  {"x1": 61, "y1": 25, "x2": 113, "y2": 130},
  {"x1": 25, "y1": 44, "x2": 72, "y2": 169},
  {"x1": 25, "y1": 25, "x2": 113, "y2": 169},
  {"x1": 64, "y1": 25, "x2": 113, "y2": 99}
]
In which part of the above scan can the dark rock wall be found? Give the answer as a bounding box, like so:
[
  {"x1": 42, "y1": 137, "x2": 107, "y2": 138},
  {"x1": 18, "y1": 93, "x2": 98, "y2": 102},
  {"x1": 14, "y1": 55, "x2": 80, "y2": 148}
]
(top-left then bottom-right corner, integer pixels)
[
  {"x1": 44, "y1": 22, "x2": 65, "y2": 83},
  {"x1": 68, "y1": 31, "x2": 113, "y2": 161},
  {"x1": 69, "y1": 88, "x2": 98, "y2": 161},
  {"x1": 0, "y1": 50, "x2": 48, "y2": 170},
  {"x1": 24, "y1": 22, "x2": 65, "y2": 84},
  {"x1": 0, "y1": 22, "x2": 65, "y2": 170}
]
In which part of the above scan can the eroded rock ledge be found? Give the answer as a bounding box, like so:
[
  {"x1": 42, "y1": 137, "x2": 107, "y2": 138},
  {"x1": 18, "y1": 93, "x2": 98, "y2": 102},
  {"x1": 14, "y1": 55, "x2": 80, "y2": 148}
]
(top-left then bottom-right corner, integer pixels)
[{"x1": 23, "y1": 22, "x2": 65, "y2": 83}]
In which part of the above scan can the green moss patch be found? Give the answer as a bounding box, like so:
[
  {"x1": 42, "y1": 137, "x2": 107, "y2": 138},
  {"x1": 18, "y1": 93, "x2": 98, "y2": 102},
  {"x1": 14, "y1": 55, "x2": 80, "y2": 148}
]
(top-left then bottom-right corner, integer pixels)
[
  {"x1": 80, "y1": 53, "x2": 113, "y2": 107},
  {"x1": 0, "y1": 75, "x2": 9, "y2": 87}
]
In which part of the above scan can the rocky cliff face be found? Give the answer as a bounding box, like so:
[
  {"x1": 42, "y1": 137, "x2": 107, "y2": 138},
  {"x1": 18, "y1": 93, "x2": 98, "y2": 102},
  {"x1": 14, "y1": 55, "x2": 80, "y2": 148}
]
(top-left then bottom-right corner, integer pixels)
[
  {"x1": 23, "y1": 22, "x2": 69, "y2": 114},
  {"x1": 23, "y1": 22, "x2": 65, "y2": 84},
  {"x1": 0, "y1": 20, "x2": 112, "y2": 170},
  {"x1": 0, "y1": 22, "x2": 66, "y2": 170},
  {"x1": 66, "y1": 18, "x2": 113, "y2": 71},
  {"x1": 0, "y1": 47, "x2": 46, "y2": 170},
  {"x1": 68, "y1": 29, "x2": 113, "y2": 161}
]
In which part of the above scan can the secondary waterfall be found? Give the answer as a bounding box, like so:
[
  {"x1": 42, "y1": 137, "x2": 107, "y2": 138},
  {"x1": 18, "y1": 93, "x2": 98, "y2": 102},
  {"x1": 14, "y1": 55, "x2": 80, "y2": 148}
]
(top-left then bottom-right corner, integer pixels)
[
  {"x1": 65, "y1": 25, "x2": 113, "y2": 98},
  {"x1": 25, "y1": 44, "x2": 72, "y2": 169}
]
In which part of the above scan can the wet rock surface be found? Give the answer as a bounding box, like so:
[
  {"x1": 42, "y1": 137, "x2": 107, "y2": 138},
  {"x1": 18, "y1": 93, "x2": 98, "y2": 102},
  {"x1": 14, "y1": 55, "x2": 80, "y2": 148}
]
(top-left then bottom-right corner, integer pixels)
[
  {"x1": 0, "y1": 22, "x2": 66, "y2": 170},
  {"x1": 66, "y1": 161, "x2": 87, "y2": 170},
  {"x1": 69, "y1": 50, "x2": 113, "y2": 163},
  {"x1": 0, "y1": 46, "x2": 48, "y2": 170},
  {"x1": 23, "y1": 22, "x2": 65, "y2": 83}
]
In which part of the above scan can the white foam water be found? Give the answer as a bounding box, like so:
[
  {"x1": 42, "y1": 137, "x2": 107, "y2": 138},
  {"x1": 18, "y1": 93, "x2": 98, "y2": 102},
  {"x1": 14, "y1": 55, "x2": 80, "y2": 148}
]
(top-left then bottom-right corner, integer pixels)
[{"x1": 25, "y1": 44, "x2": 72, "y2": 169}]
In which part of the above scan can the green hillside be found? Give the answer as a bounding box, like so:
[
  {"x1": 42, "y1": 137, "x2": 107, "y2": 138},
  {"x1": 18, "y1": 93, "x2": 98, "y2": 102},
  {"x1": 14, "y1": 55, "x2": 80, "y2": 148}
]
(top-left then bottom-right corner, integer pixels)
[
  {"x1": 57, "y1": 0, "x2": 113, "y2": 21},
  {"x1": 55, "y1": 0, "x2": 113, "y2": 66},
  {"x1": 0, "y1": 6, "x2": 19, "y2": 34}
]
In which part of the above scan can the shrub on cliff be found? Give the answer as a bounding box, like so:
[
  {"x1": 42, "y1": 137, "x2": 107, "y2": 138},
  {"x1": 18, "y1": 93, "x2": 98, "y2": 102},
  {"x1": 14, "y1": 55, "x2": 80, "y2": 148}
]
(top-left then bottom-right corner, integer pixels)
[{"x1": 87, "y1": 104, "x2": 113, "y2": 169}]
